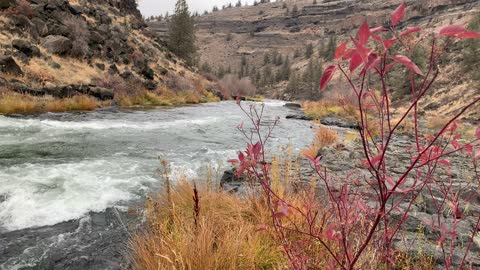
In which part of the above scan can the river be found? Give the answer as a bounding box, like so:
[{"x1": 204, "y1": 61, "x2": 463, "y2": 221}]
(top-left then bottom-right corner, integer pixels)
[{"x1": 0, "y1": 100, "x2": 314, "y2": 269}]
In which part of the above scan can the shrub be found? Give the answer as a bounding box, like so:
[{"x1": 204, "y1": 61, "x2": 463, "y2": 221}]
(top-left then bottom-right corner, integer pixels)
[
  {"x1": 228, "y1": 4, "x2": 480, "y2": 269},
  {"x1": 7, "y1": 0, "x2": 34, "y2": 19},
  {"x1": 219, "y1": 74, "x2": 256, "y2": 97}
]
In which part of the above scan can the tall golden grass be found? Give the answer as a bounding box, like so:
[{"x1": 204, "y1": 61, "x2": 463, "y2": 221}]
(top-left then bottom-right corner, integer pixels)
[
  {"x1": 130, "y1": 159, "x2": 433, "y2": 269},
  {"x1": 0, "y1": 91, "x2": 102, "y2": 114},
  {"x1": 301, "y1": 127, "x2": 338, "y2": 158},
  {"x1": 130, "y1": 180, "x2": 286, "y2": 270}
]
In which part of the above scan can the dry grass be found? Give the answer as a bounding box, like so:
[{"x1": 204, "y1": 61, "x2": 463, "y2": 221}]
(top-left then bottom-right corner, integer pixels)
[
  {"x1": 130, "y1": 180, "x2": 286, "y2": 270},
  {"x1": 303, "y1": 100, "x2": 357, "y2": 120},
  {"x1": 301, "y1": 127, "x2": 338, "y2": 159},
  {"x1": 115, "y1": 87, "x2": 220, "y2": 107},
  {"x1": 23, "y1": 56, "x2": 99, "y2": 86},
  {"x1": 131, "y1": 155, "x2": 437, "y2": 270},
  {"x1": 0, "y1": 91, "x2": 101, "y2": 114}
]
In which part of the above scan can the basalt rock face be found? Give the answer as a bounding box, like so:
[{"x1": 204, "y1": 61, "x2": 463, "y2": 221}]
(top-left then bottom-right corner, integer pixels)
[
  {"x1": 0, "y1": 0, "x2": 201, "y2": 100},
  {"x1": 149, "y1": 0, "x2": 479, "y2": 118}
]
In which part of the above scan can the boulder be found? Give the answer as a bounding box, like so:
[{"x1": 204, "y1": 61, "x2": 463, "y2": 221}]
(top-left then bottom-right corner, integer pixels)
[
  {"x1": 286, "y1": 114, "x2": 314, "y2": 121},
  {"x1": 320, "y1": 118, "x2": 360, "y2": 130},
  {"x1": 12, "y1": 40, "x2": 41, "y2": 57},
  {"x1": 144, "y1": 80, "x2": 157, "y2": 90},
  {"x1": 89, "y1": 31, "x2": 105, "y2": 45},
  {"x1": 0, "y1": 55, "x2": 23, "y2": 76},
  {"x1": 41, "y1": 35, "x2": 72, "y2": 55},
  {"x1": 0, "y1": 0, "x2": 14, "y2": 9},
  {"x1": 88, "y1": 87, "x2": 114, "y2": 100},
  {"x1": 220, "y1": 169, "x2": 247, "y2": 192},
  {"x1": 108, "y1": 64, "x2": 119, "y2": 74},
  {"x1": 284, "y1": 102, "x2": 302, "y2": 109},
  {"x1": 31, "y1": 18, "x2": 49, "y2": 37},
  {"x1": 12, "y1": 15, "x2": 35, "y2": 30},
  {"x1": 95, "y1": 63, "x2": 105, "y2": 70}
]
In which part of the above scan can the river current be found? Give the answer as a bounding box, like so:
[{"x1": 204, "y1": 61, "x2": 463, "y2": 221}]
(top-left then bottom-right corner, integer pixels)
[{"x1": 0, "y1": 100, "x2": 314, "y2": 269}]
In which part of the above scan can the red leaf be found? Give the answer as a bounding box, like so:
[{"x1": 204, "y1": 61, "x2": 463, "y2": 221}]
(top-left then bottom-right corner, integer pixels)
[
  {"x1": 351, "y1": 38, "x2": 371, "y2": 63},
  {"x1": 342, "y1": 49, "x2": 356, "y2": 60},
  {"x1": 370, "y1": 26, "x2": 385, "y2": 34},
  {"x1": 392, "y1": 55, "x2": 424, "y2": 75},
  {"x1": 320, "y1": 65, "x2": 336, "y2": 90},
  {"x1": 334, "y1": 41, "x2": 349, "y2": 60},
  {"x1": 238, "y1": 151, "x2": 245, "y2": 162},
  {"x1": 438, "y1": 25, "x2": 466, "y2": 37},
  {"x1": 456, "y1": 31, "x2": 480, "y2": 39},
  {"x1": 370, "y1": 153, "x2": 383, "y2": 167},
  {"x1": 391, "y1": 2, "x2": 406, "y2": 26},
  {"x1": 400, "y1": 26, "x2": 422, "y2": 37},
  {"x1": 384, "y1": 62, "x2": 396, "y2": 74},
  {"x1": 358, "y1": 21, "x2": 371, "y2": 45},
  {"x1": 465, "y1": 144, "x2": 473, "y2": 156},
  {"x1": 438, "y1": 159, "x2": 451, "y2": 166},
  {"x1": 349, "y1": 52, "x2": 363, "y2": 72},
  {"x1": 384, "y1": 38, "x2": 397, "y2": 49},
  {"x1": 475, "y1": 127, "x2": 480, "y2": 140}
]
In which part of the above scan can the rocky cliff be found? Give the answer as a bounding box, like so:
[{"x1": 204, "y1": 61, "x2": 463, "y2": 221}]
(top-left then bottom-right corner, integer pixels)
[
  {"x1": 150, "y1": 0, "x2": 479, "y2": 119},
  {"x1": 0, "y1": 0, "x2": 210, "y2": 104}
]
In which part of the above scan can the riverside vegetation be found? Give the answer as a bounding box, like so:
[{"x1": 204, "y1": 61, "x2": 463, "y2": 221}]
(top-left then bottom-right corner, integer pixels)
[{"x1": 131, "y1": 3, "x2": 480, "y2": 270}]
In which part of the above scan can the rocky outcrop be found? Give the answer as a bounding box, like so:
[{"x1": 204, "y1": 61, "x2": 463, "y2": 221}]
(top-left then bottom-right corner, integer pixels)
[
  {"x1": 0, "y1": 56, "x2": 23, "y2": 76},
  {"x1": 0, "y1": 0, "x2": 14, "y2": 9},
  {"x1": 12, "y1": 39, "x2": 40, "y2": 58},
  {"x1": 8, "y1": 82, "x2": 114, "y2": 100}
]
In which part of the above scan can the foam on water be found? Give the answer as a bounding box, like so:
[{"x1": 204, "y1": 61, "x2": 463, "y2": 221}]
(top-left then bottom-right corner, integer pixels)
[
  {"x1": 0, "y1": 159, "x2": 157, "y2": 231},
  {"x1": 263, "y1": 100, "x2": 287, "y2": 107},
  {"x1": 0, "y1": 116, "x2": 220, "y2": 131}
]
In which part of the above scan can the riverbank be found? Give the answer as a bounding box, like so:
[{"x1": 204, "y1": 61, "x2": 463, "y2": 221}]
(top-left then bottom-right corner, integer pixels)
[{"x1": 0, "y1": 88, "x2": 221, "y2": 115}]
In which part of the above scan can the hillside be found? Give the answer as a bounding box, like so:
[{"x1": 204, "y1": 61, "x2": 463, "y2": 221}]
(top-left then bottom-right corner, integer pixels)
[
  {"x1": 149, "y1": 0, "x2": 479, "y2": 120},
  {"x1": 0, "y1": 0, "x2": 218, "y2": 114}
]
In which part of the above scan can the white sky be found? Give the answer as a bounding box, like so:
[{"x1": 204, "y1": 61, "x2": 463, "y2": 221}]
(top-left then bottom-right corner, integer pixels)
[{"x1": 139, "y1": 0, "x2": 254, "y2": 17}]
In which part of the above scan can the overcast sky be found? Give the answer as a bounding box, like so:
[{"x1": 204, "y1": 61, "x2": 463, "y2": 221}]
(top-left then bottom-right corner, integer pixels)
[{"x1": 139, "y1": 0, "x2": 253, "y2": 17}]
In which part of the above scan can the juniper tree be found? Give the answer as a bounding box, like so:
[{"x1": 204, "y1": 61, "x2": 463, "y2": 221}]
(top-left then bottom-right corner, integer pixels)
[
  {"x1": 462, "y1": 13, "x2": 480, "y2": 80},
  {"x1": 305, "y1": 43, "x2": 314, "y2": 58},
  {"x1": 168, "y1": 0, "x2": 197, "y2": 66},
  {"x1": 323, "y1": 36, "x2": 337, "y2": 61}
]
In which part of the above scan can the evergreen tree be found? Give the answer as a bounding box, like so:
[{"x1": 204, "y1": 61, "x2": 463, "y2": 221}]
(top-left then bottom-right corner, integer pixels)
[
  {"x1": 168, "y1": 0, "x2": 197, "y2": 66},
  {"x1": 303, "y1": 57, "x2": 323, "y2": 95},
  {"x1": 462, "y1": 13, "x2": 480, "y2": 80},
  {"x1": 280, "y1": 56, "x2": 291, "y2": 81},
  {"x1": 235, "y1": 0, "x2": 242, "y2": 7},
  {"x1": 305, "y1": 43, "x2": 314, "y2": 58},
  {"x1": 217, "y1": 66, "x2": 225, "y2": 78},
  {"x1": 324, "y1": 36, "x2": 337, "y2": 61},
  {"x1": 293, "y1": 48, "x2": 301, "y2": 58},
  {"x1": 291, "y1": 4, "x2": 298, "y2": 16},
  {"x1": 287, "y1": 72, "x2": 300, "y2": 95},
  {"x1": 263, "y1": 53, "x2": 271, "y2": 65}
]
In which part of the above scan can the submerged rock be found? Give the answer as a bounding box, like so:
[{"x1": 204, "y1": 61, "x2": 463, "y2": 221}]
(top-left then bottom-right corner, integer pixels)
[{"x1": 284, "y1": 102, "x2": 302, "y2": 109}]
